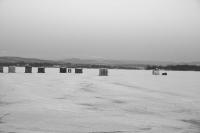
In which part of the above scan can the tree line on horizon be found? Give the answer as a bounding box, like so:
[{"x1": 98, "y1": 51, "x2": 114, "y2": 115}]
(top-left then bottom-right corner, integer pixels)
[
  {"x1": 146, "y1": 65, "x2": 200, "y2": 71},
  {"x1": 0, "y1": 61, "x2": 200, "y2": 71}
]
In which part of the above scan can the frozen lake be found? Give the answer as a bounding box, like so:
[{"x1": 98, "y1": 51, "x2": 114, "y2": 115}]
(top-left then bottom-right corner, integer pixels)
[{"x1": 0, "y1": 68, "x2": 200, "y2": 133}]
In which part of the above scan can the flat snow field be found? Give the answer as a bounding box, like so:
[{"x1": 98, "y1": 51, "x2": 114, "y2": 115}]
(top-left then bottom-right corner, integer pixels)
[{"x1": 0, "y1": 68, "x2": 200, "y2": 133}]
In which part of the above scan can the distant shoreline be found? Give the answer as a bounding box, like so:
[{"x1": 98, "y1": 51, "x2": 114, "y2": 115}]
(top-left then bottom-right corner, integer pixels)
[
  {"x1": 0, "y1": 56, "x2": 200, "y2": 71},
  {"x1": 1, "y1": 63, "x2": 200, "y2": 72}
]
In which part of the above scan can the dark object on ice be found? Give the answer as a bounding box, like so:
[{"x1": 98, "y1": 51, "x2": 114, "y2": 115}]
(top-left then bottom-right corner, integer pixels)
[
  {"x1": 38, "y1": 67, "x2": 45, "y2": 73},
  {"x1": 68, "y1": 68, "x2": 72, "y2": 73},
  {"x1": 0, "y1": 66, "x2": 3, "y2": 73},
  {"x1": 25, "y1": 66, "x2": 32, "y2": 73},
  {"x1": 60, "y1": 67, "x2": 66, "y2": 73},
  {"x1": 75, "y1": 68, "x2": 83, "y2": 74},
  {"x1": 8, "y1": 66, "x2": 16, "y2": 73},
  {"x1": 162, "y1": 72, "x2": 167, "y2": 75},
  {"x1": 99, "y1": 68, "x2": 108, "y2": 76}
]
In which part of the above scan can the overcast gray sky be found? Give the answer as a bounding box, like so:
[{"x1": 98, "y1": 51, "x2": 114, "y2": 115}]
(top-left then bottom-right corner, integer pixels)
[{"x1": 0, "y1": 0, "x2": 200, "y2": 61}]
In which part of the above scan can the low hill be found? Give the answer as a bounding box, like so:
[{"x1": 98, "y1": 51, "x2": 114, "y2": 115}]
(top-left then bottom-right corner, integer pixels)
[
  {"x1": 0, "y1": 56, "x2": 54, "y2": 64},
  {"x1": 59, "y1": 58, "x2": 176, "y2": 66}
]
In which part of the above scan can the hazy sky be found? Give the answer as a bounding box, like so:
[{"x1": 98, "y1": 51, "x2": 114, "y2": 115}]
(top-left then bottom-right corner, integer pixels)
[{"x1": 0, "y1": 0, "x2": 200, "y2": 61}]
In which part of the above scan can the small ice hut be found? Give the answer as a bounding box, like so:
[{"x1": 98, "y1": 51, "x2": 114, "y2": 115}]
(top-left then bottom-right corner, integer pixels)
[
  {"x1": 99, "y1": 68, "x2": 108, "y2": 76},
  {"x1": 8, "y1": 66, "x2": 16, "y2": 73},
  {"x1": 152, "y1": 68, "x2": 160, "y2": 75},
  {"x1": 25, "y1": 66, "x2": 32, "y2": 73},
  {"x1": 75, "y1": 68, "x2": 83, "y2": 74},
  {"x1": 60, "y1": 67, "x2": 67, "y2": 73},
  {"x1": 38, "y1": 67, "x2": 45, "y2": 73},
  {"x1": 0, "y1": 66, "x2": 3, "y2": 73},
  {"x1": 67, "y1": 68, "x2": 72, "y2": 73}
]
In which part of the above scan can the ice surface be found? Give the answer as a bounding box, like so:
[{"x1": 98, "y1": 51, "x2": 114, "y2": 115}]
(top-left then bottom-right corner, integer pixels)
[{"x1": 0, "y1": 67, "x2": 200, "y2": 133}]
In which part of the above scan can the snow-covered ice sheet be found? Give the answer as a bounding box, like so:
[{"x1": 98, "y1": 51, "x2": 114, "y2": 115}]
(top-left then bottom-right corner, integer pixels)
[{"x1": 0, "y1": 67, "x2": 200, "y2": 133}]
